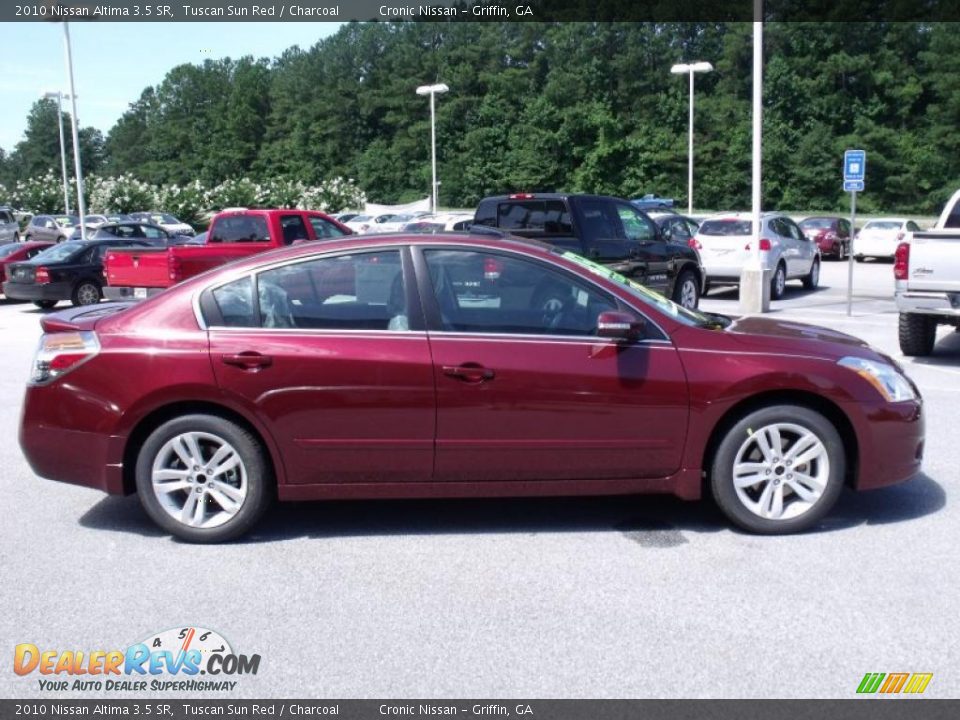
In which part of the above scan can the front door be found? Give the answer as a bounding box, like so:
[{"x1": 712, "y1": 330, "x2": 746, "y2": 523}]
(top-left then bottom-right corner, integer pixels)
[{"x1": 417, "y1": 247, "x2": 689, "y2": 483}]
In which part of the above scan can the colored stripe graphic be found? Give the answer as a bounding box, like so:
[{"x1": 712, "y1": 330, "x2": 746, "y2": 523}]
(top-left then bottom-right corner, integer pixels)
[
  {"x1": 857, "y1": 673, "x2": 885, "y2": 693},
  {"x1": 903, "y1": 673, "x2": 933, "y2": 694},
  {"x1": 880, "y1": 673, "x2": 909, "y2": 693},
  {"x1": 857, "y1": 672, "x2": 933, "y2": 694}
]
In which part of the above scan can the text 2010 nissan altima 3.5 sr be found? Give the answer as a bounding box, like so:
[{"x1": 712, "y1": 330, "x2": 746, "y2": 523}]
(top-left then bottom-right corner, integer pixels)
[{"x1": 19, "y1": 234, "x2": 924, "y2": 542}]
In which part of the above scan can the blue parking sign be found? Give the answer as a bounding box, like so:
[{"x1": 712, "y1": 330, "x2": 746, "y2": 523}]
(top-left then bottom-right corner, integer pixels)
[{"x1": 844, "y1": 149, "x2": 866, "y2": 185}]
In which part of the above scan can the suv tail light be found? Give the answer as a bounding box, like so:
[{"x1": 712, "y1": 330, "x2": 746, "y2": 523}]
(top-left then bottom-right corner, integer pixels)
[
  {"x1": 894, "y1": 242, "x2": 910, "y2": 280},
  {"x1": 483, "y1": 257, "x2": 503, "y2": 281},
  {"x1": 168, "y1": 254, "x2": 183, "y2": 283},
  {"x1": 509, "y1": 193, "x2": 535, "y2": 199},
  {"x1": 744, "y1": 238, "x2": 773, "y2": 251},
  {"x1": 687, "y1": 238, "x2": 702, "y2": 251},
  {"x1": 30, "y1": 331, "x2": 100, "y2": 384},
  {"x1": 35, "y1": 266, "x2": 51, "y2": 284}
]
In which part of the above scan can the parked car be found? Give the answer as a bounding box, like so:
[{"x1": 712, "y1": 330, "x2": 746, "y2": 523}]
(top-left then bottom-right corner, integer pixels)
[
  {"x1": 19, "y1": 233, "x2": 924, "y2": 542},
  {"x1": 82, "y1": 214, "x2": 110, "y2": 228},
  {"x1": 3, "y1": 237, "x2": 155, "y2": 308},
  {"x1": 894, "y1": 188, "x2": 960, "y2": 356},
  {"x1": 631, "y1": 194, "x2": 675, "y2": 211},
  {"x1": 128, "y1": 212, "x2": 195, "y2": 237},
  {"x1": 474, "y1": 193, "x2": 704, "y2": 309},
  {"x1": 402, "y1": 213, "x2": 475, "y2": 233},
  {"x1": 332, "y1": 212, "x2": 359, "y2": 224},
  {"x1": 799, "y1": 216, "x2": 852, "y2": 260},
  {"x1": 370, "y1": 213, "x2": 425, "y2": 233},
  {"x1": 692, "y1": 213, "x2": 820, "y2": 299},
  {"x1": 0, "y1": 241, "x2": 54, "y2": 294},
  {"x1": 103, "y1": 208, "x2": 350, "y2": 301},
  {"x1": 106, "y1": 214, "x2": 133, "y2": 223},
  {"x1": 23, "y1": 214, "x2": 79, "y2": 243},
  {"x1": 0, "y1": 206, "x2": 21, "y2": 243},
  {"x1": 855, "y1": 218, "x2": 921, "y2": 261},
  {"x1": 346, "y1": 213, "x2": 397, "y2": 234}
]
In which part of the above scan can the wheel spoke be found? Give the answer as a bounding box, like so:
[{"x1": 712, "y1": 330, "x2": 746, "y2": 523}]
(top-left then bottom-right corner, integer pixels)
[
  {"x1": 791, "y1": 440, "x2": 825, "y2": 468},
  {"x1": 207, "y1": 486, "x2": 242, "y2": 516},
  {"x1": 171, "y1": 437, "x2": 195, "y2": 468},
  {"x1": 209, "y1": 480, "x2": 245, "y2": 504},
  {"x1": 734, "y1": 472, "x2": 766, "y2": 488},
  {"x1": 208, "y1": 451, "x2": 241, "y2": 478},
  {"x1": 758, "y1": 483, "x2": 784, "y2": 519},
  {"x1": 154, "y1": 468, "x2": 190, "y2": 482},
  {"x1": 785, "y1": 432, "x2": 819, "y2": 463},
  {"x1": 154, "y1": 479, "x2": 191, "y2": 494},
  {"x1": 753, "y1": 430, "x2": 775, "y2": 463},
  {"x1": 785, "y1": 476, "x2": 820, "y2": 503},
  {"x1": 180, "y1": 492, "x2": 200, "y2": 525}
]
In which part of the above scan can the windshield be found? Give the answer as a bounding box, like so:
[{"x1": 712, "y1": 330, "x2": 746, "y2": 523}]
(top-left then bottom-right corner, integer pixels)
[
  {"x1": 33, "y1": 241, "x2": 87, "y2": 262},
  {"x1": 558, "y1": 250, "x2": 727, "y2": 330},
  {"x1": 800, "y1": 218, "x2": 834, "y2": 230},
  {"x1": 864, "y1": 220, "x2": 902, "y2": 230},
  {"x1": 151, "y1": 213, "x2": 179, "y2": 224},
  {"x1": 84, "y1": 215, "x2": 106, "y2": 224},
  {"x1": 699, "y1": 219, "x2": 752, "y2": 236},
  {"x1": 350, "y1": 215, "x2": 370, "y2": 223},
  {"x1": 54, "y1": 216, "x2": 79, "y2": 227}
]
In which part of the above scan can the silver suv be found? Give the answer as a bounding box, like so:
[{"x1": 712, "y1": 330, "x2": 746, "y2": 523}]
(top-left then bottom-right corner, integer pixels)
[{"x1": 0, "y1": 207, "x2": 19, "y2": 243}]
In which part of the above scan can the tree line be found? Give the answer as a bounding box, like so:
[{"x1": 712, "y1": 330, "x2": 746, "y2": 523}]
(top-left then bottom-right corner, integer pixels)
[{"x1": 1, "y1": 21, "x2": 958, "y2": 215}]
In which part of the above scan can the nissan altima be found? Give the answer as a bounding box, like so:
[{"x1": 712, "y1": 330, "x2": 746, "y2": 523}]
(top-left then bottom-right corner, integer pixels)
[{"x1": 19, "y1": 234, "x2": 924, "y2": 542}]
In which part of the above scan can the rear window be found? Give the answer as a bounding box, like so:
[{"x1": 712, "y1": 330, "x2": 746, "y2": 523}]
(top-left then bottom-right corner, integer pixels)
[
  {"x1": 34, "y1": 242, "x2": 87, "y2": 262},
  {"x1": 800, "y1": 218, "x2": 834, "y2": 230},
  {"x1": 476, "y1": 200, "x2": 572, "y2": 234},
  {"x1": 945, "y1": 204, "x2": 960, "y2": 229},
  {"x1": 699, "y1": 220, "x2": 752, "y2": 236},
  {"x1": 210, "y1": 215, "x2": 270, "y2": 243},
  {"x1": 863, "y1": 221, "x2": 902, "y2": 230}
]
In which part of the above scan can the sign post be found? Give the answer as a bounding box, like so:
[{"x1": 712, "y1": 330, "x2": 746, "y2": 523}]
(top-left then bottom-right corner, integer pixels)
[{"x1": 843, "y1": 149, "x2": 865, "y2": 316}]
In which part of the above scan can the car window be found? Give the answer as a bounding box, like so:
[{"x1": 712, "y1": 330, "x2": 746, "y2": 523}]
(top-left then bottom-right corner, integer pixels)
[
  {"x1": 26, "y1": 247, "x2": 44, "y2": 259},
  {"x1": 667, "y1": 218, "x2": 692, "y2": 241},
  {"x1": 489, "y1": 200, "x2": 572, "y2": 234},
  {"x1": 212, "y1": 277, "x2": 256, "y2": 328},
  {"x1": 906, "y1": 221, "x2": 921, "y2": 232},
  {"x1": 280, "y1": 215, "x2": 309, "y2": 245},
  {"x1": 142, "y1": 225, "x2": 167, "y2": 239},
  {"x1": 783, "y1": 219, "x2": 804, "y2": 241},
  {"x1": 423, "y1": 249, "x2": 616, "y2": 337},
  {"x1": 615, "y1": 204, "x2": 656, "y2": 243},
  {"x1": 699, "y1": 219, "x2": 752, "y2": 235},
  {"x1": 308, "y1": 217, "x2": 347, "y2": 239},
  {"x1": 210, "y1": 216, "x2": 270, "y2": 243},
  {"x1": 254, "y1": 250, "x2": 406, "y2": 330}
]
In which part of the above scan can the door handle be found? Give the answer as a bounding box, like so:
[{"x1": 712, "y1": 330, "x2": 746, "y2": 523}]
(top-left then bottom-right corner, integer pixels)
[
  {"x1": 221, "y1": 352, "x2": 273, "y2": 370},
  {"x1": 442, "y1": 364, "x2": 495, "y2": 383}
]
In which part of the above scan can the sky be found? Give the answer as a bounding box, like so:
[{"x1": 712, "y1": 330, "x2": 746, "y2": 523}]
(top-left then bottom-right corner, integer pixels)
[{"x1": 0, "y1": 21, "x2": 344, "y2": 152}]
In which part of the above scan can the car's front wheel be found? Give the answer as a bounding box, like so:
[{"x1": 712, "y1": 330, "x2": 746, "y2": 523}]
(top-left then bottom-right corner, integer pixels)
[
  {"x1": 710, "y1": 405, "x2": 845, "y2": 534},
  {"x1": 135, "y1": 414, "x2": 273, "y2": 543},
  {"x1": 672, "y1": 269, "x2": 700, "y2": 309},
  {"x1": 769, "y1": 262, "x2": 787, "y2": 300},
  {"x1": 71, "y1": 280, "x2": 101, "y2": 306},
  {"x1": 33, "y1": 300, "x2": 57, "y2": 309},
  {"x1": 802, "y1": 258, "x2": 820, "y2": 290}
]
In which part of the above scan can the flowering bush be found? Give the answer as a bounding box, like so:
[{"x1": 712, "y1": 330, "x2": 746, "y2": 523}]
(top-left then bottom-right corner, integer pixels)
[
  {"x1": 87, "y1": 173, "x2": 158, "y2": 214},
  {"x1": 300, "y1": 177, "x2": 366, "y2": 213},
  {"x1": 156, "y1": 180, "x2": 209, "y2": 227},
  {"x1": 10, "y1": 171, "x2": 66, "y2": 214}
]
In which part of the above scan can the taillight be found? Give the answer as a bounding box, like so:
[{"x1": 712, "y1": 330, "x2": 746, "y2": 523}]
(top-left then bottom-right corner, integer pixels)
[
  {"x1": 687, "y1": 238, "x2": 702, "y2": 251},
  {"x1": 744, "y1": 238, "x2": 773, "y2": 251},
  {"x1": 824, "y1": 231, "x2": 837, "y2": 241},
  {"x1": 167, "y1": 254, "x2": 183, "y2": 283},
  {"x1": 483, "y1": 257, "x2": 503, "y2": 281},
  {"x1": 894, "y1": 242, "x2": 909, "y2": 280},
  {"x1": 35, "y1": 266, "x2": 51, "y2": 284},
  {"x1": 509, "y1": 193, "x2": 535, "y2": 199},
  {"x1": 30, "y1": 331, "x2": 100, "y2": 384}
]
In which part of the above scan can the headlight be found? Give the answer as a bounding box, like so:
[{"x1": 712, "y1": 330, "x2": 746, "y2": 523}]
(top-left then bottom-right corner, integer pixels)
[{"x1": 838, "y1": 356, "x2": 917, "y2": 402}]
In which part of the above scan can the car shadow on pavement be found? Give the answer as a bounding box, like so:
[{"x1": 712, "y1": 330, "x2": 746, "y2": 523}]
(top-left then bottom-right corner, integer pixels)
[
  {"x1": 908, "y1": 329, "x2": 960, "y2": 362},
  {"x1": 78, "y1": 473, "x2": 945, "y2": 543}
]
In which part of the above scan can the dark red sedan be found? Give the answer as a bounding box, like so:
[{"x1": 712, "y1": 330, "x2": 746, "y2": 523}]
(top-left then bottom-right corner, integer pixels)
[
  {"x1": 19, "y1": 234, "x2": 924, "y2": 542},
  {"x1": 799, "y1": 216, "x2": 852, "y2": 260}
]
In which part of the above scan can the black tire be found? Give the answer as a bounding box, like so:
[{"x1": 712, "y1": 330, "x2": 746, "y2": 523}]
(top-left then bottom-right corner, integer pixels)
[
  {"x1": 24, "y1": 234, "x2": 31, "y2": 242},
  {"x1": 836, "y1": 242, "x2": 845, "y2": 261},
  {"x1": 135, "y1": 414, "x2": 273, "y2": 543},
  {"x1": 671, "y1": 269, "x2": 701, "y2": 309},
  {"x1": 71, "y1": 280, "x2": 101, "y2": 306},
  {"x1": 13, "y1": 232, "x2": 20, "y2": 242},
  {"x1": 802, "y1": 258, "x2": 820, "y2": 290},
  {"x1": 769, "y1": 262, "x2": 787, "y2": 300},
  {"x1": 854, "y1": 255, "x2": 865, "y2": 263},
  {"x1": 710, "y1": 404, "x2": 845, "y2": 534},
  {"x1": 33, "y1": 300, "x2": 57, "y2": 309},
  {"x1": 898, "y1": 313, "x2": 937, "y2": 357},
  {"x1": 702, "y1": 282, "x2": 711, "y2": 297}
]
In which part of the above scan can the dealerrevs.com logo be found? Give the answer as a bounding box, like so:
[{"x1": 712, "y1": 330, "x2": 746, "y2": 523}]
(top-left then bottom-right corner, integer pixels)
[
  {"x1": 14, "y1": 626, "x2": 261, "y2": 693},
  {"x1": 857, "y1": 673, "x2": 933, "y2": 695}
]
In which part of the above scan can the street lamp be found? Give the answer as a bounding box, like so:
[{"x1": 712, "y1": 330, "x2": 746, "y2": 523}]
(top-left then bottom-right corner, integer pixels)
[
  {"x1": 61, "y1": 22, "x2": 87, "y2": 240},
  {"x1": 670, "y1": 61, "x2": 713, "y2": 216},
  {"x1": 415, "y1": 83, "x2": 449, "y2": 214},
  {"x1": 41, "y1": 90, "x2": 71, "y2": 216}
]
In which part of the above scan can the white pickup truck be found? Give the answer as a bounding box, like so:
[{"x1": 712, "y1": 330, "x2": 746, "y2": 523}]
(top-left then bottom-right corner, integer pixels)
[{"x1": 894, "y1": 188, "x2": 960, "y2": 356}]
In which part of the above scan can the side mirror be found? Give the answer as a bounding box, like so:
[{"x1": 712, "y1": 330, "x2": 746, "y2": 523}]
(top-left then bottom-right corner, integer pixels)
[{"x1": 597, "y1": 310, "x2": 645, "y2": 341}]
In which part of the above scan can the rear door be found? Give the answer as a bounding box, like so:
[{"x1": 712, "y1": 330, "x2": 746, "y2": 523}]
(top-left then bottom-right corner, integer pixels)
[
  {"x1": 418, "y1": 246, "x2": 689, "y2": 483},
  {"x1": 205, "y1": 246, "x2": 436, "y2": 485}
]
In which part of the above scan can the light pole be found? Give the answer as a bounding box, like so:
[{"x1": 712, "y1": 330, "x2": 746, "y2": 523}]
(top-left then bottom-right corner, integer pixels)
[
  {"x1": 671, "y1": 62, "x2": 713, "y2": 216},
  {"x1": 415, "y1": 83, "x2": 449, "y2": 214},
  {"x1": 41, "y1": 91, "x2": 71, "y2": 216},
  {"x1": 62, "y1": 22, "x2": 87, "y2": 240}
]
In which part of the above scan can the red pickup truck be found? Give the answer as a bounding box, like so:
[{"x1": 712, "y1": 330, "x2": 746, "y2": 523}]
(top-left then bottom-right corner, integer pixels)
[{"x1": 103, "y1": 208, "x2": 351, "y2": 301}]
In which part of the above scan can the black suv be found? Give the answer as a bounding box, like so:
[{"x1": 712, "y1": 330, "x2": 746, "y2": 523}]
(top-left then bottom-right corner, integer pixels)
[{"x1": 474, "y1": 193, "x2": 704, "y2": 308}]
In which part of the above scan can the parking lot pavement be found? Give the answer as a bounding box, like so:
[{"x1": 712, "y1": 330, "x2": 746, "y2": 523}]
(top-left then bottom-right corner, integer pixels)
[{"x1": 1, "y1": 258, "x2": 957, "y2": 699}]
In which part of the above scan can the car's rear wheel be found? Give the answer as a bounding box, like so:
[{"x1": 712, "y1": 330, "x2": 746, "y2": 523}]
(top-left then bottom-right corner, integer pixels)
[
  {"x1": 710, "y1": 405, "x2": 845, "y2": 534},
  {"x1": 71, "y1": 280, "x2": 101, "y2": 306},
  {"x1": 769, "y1": 262, "x2": 787, "y2": 300},
  {"x1": 898, "y1": 313, "x2": 937, "y2": 357},
  {"x1": 802, "y1": 258, "x2": 820, "y2": 290},
  {"x1": 854, "y1": 255, "x2": 865, "y2": 263},
  {"x1": 836, "y1": 242, "x2": 845, "y2": 261},
  {"x1": 672, "y1": 269, "x2": 700, "y2": 309},
  {"x1": 33, "y1": 300, "x2": 57, "y2": 309},
  {"x1": 135, "y1": 414, "x2": 272, "y2": 543}
]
